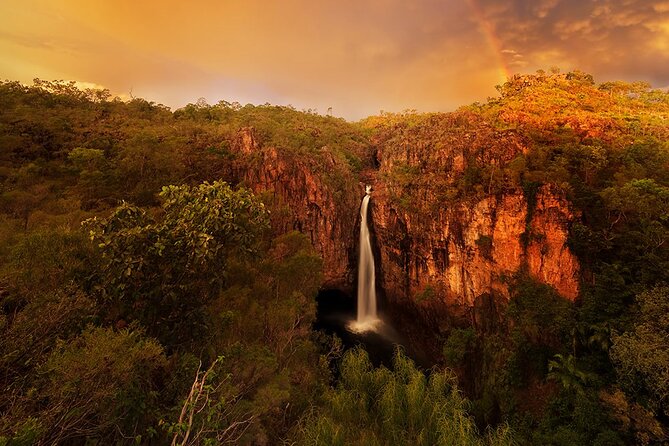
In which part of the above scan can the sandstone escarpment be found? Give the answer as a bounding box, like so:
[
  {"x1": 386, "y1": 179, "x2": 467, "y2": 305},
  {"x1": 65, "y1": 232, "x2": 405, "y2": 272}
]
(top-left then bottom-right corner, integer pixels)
[
  {"x1": 233, "y1": 128, "x2": 359, "y2": 286},
  {"x1": 371, "y1": 184, "x2": 579, "y2": 309},
  {"x1": 368, "y1": 113, "x2": 580, "y2": 327},
  {"x1": 232, "y1": 114, "x2": 580, "y2": 323},
  {"x1": 526, "y1": 187, "x2": 580, "y2": 299}
]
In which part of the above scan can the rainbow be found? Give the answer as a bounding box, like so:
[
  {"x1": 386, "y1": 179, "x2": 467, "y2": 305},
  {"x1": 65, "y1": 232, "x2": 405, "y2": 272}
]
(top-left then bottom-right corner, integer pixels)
[{"x1": 466, "y1": 0, "x2": 512, "y2": 83}]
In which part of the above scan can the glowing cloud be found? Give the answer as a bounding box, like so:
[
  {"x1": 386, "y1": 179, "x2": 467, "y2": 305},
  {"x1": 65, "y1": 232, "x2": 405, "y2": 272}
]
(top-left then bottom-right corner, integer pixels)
[{"x1": 0, "y1": 0, "x2": 667, "y2": 119}]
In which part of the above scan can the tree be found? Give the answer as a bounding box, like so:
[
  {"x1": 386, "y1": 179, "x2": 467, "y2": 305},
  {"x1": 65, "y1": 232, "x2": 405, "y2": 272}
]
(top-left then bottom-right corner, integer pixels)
[
  {"x1": 166, "y1": 356, "x2": 255, "y2": 446},
  {"x1": 85, "y1": 181, "x2": 269, "y2": 348},
  {"x1": 443, "y1": 327, "x2": 476, "y2": 367},
  {"x1": 0, "y1": 190, "x2": 43, "y2": 230},
  {"x1": 610, "y1": 287, "x2": 669, "y2": 415},
  {"x1": 298, "y1": 348, "x2": 515, "y2": 446},
  {"x1": 204, "y1": 231, "x2": 325, "y2": 442},
  {"x1": 67, "y1": 147, "x2": 111, "y2": 203},
  {"x1": 36, "y1": 326, "x2": 167, "y2": 444},
  {"x1": 547, "y1": 354, "x2": 594, "y2": 393}
]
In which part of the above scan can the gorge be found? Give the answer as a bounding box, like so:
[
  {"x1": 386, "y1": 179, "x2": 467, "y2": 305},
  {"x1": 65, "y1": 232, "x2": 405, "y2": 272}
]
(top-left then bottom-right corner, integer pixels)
[
  {"x1": 233, "y1": 112, "x2": 581, "y2": 342},
  {"x1": 2, "y1": 73, "x2": 668, "y2": 444}
]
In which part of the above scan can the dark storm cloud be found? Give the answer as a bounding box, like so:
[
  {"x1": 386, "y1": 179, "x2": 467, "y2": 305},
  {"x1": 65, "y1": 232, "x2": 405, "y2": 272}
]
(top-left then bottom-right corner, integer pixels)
[{"x1": 477, "y1": 0, "x2": 669, "y2": 85}]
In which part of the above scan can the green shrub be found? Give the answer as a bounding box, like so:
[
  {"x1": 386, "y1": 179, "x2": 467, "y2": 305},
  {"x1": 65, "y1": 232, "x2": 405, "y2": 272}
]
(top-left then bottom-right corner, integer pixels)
[
  {"x1": 37, "y1": 326, "x2": 167, "y2": 444},
  {"x1": 298, "y1": 347, "x2": 515, "y2": 446},
  {"x1": 443, "y1": 328, "x2": 476, "y2": 367}
]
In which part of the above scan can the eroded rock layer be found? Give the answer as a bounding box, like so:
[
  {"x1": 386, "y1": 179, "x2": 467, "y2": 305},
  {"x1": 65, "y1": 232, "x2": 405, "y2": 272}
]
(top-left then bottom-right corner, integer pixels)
[
  {"x1": 233, "y1": 127, "x2": 359, "y2": 287},
  {"x1": 368, "y1": 113, "x2": 580, "y2": 328},
  {"x1": 232, "y1": 118, "x2": 580, "y2": 325}
]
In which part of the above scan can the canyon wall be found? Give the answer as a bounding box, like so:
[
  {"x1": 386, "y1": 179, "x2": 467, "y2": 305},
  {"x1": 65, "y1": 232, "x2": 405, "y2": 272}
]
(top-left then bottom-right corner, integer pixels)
[
  {"x1": 233, "y1": 127, "x2": 359, "y2": 287},
  {"x1": 232, "y1": 117, "x2": 580, "y2": 327},
  {"x1": 370, "y1": 183, "x2": 579, "y2": 313},
  {"x1": 368, "y1": 113, "x2": 580, "y2": 329}
]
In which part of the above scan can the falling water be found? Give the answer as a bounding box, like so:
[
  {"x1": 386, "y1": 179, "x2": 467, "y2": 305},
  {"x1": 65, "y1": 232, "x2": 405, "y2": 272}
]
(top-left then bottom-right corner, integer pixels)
[{"x1": 350, "y1": 185, "x2": 380, "y2": 332}]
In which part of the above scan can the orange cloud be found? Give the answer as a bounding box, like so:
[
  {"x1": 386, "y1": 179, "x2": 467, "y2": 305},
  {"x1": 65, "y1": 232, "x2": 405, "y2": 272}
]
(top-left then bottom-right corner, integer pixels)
[{"x1": 0, "y1": 0, "x2": 667, "y2": 119}]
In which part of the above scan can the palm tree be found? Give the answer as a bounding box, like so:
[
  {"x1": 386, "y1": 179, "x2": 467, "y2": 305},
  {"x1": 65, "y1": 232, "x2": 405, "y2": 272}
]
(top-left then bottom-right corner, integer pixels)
[{"x1": 547, "y1": 354, "x2": 594, "y2": 393}]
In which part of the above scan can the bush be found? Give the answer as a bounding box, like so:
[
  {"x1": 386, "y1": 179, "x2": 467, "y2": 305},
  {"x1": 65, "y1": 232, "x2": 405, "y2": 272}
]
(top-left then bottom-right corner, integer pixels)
[
  {"x1": 36, "y1": 326, "x2": 167, "y2": 444},
  {"x1": 298, "y1": 347, "x2": 515, "y2": 446},
  {"x1": 443, "y1": 328, "x2": 476, "y2": 367}
]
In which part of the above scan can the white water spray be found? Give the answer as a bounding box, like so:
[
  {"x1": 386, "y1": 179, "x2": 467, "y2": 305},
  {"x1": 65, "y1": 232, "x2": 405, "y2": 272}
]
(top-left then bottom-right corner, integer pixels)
[{"x1": 349, "y1": 185, "x2": 380, "y2": 333}]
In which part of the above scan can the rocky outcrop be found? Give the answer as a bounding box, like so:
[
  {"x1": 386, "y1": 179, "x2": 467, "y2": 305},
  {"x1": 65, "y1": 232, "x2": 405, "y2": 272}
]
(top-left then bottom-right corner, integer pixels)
[
  {"x1": 231, "y1": 117, "x2": 580, "y2": 326},
  {"x1": 368, "y1": 114, "x2": 580, "y2": 328},
  {"x1": 370, "y1": 184, "x2": 579, "y2": 312},
  {"x1": 526, "y1": 187, "x2": 580, "y2": 299},
  {"x1": 233, "y1": 128, "x2": 358, "y2": 287}
]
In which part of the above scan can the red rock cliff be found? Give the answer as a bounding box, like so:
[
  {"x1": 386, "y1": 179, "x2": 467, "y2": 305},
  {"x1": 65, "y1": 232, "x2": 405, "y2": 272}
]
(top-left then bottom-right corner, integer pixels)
[
  {"x1": 232, "y1": 116, "x2": 580, "y2": 322},
  {"x1": 233, "y1": 128, "x2": 358, "y2": 287},
  {"x1": 368, "y1": 113, "x2": 580, "y2": 326},
  {"x1": 370, "y1": 183, "x2": 579, "y2": 308}
]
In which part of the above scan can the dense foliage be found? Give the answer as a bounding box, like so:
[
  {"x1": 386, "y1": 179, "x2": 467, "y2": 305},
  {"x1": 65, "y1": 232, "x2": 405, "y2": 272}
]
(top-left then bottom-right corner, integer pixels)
[
  {"x1": 299, "y1": 347, "x2": 514, "y2": 446},
  {"x1": 0, "y1": 180, "x2": 324, "y2": 444},
  {"x1": 1, "y1": 71, "x2": 668, "y2": 444},
  {"x1": 0, "y1": 80, "x2": 363, "y2": 444}
]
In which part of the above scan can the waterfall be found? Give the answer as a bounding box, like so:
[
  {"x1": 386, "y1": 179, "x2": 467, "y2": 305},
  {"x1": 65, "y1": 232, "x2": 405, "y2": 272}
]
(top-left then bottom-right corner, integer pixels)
[{"x1": 351, "y1": 185, "x2": 380, "y2": 332}]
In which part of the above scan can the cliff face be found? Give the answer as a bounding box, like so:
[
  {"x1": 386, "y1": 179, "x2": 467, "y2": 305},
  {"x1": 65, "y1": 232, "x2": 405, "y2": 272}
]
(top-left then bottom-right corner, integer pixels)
[
  {"x1": 233, "y1": 128, "x2": 358, "y2": 287},
  {"x1": 232, "y1": 117, "x2": 580, "y2": 326},
  {"x1": 369, "y1": 113, "x2": 580, "y2": 328},
  {"x1": 371, "y1": 184, "x2": 579, "y2": 310}
]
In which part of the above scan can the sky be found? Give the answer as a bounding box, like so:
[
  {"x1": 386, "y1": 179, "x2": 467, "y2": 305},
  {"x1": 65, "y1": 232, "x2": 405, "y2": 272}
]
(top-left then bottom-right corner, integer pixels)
[{"x1": 1, "y1": 0, "x2": 668, "y2": 120}]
